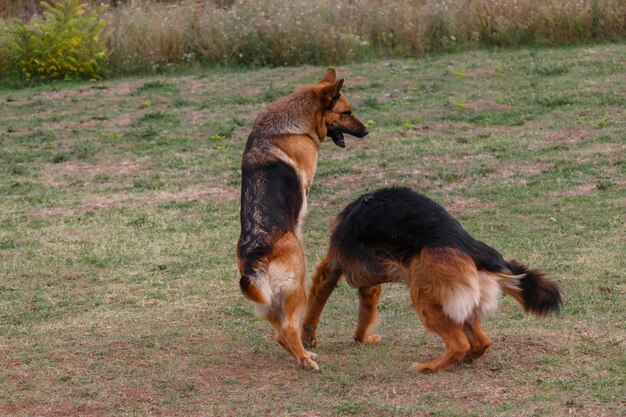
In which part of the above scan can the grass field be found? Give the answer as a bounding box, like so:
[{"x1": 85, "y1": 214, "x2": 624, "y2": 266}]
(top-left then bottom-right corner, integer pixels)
[{"x1": 1, "y1": 44, "x2": 625, "y2": 416}]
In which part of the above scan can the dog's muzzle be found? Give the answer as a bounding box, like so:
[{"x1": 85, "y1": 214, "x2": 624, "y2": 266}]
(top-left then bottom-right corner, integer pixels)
[{"x1": 328, "y1": 126, "x2": 369, "y2": 148}]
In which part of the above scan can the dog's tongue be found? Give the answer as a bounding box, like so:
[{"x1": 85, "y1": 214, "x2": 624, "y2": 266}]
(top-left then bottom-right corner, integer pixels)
[{"x1": 330, "y1": 132, "x2": 345, "y2": 148}]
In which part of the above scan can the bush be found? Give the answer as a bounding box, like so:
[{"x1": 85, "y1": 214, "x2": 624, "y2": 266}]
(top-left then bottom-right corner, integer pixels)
[
  {"x1": 0, "y1": 20, "x2": 12, "y2": 76},
  {"x1": 10, "y1": 0, "x2": 108, "y2": 80}
]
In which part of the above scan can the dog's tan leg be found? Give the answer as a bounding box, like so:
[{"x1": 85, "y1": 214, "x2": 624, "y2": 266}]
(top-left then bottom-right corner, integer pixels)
[
  {"x1": 353, "y1": 285, "x2": 382, "y2": 344},
  {"x1": 270, "y1": 233, "x2": 319, "y2": 370},
  {"x1": 463, "y1": 319, "x2": 491, "y2": 361},
  {"x1": 409, "y1": 287, "x2": 471, "y2": 373},
  {"x1": 302, "y1": 250, "x2": 342, "y2": 348},
  {"x1": 278, "y1": 285, "x2": 319, "y2": 370},
  {"x1": 266, "y1": 310, "x2": 295, "y2": 356}
]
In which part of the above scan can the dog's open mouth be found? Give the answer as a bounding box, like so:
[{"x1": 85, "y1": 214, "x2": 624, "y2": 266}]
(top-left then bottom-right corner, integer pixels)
[{"x1": 328, "y1": 128, "x2": 345, "y2": 148}]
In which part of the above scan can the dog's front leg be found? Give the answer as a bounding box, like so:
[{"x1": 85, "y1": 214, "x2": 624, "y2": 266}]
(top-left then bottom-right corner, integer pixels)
[
  {"x1": 353, "y1": 285, "x2": 383, "y2": 344},
  {"x1": 302, "y1": 250, "x2": 342, "y2": 348}
]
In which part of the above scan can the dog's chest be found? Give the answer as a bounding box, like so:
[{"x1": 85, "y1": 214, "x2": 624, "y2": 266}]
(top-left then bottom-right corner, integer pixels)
[
  {"x1": 300, "y1": 162, "x2": 316, "y2": 197},
  {"x1": 295, "y1": 161, "x2": 316, "y2": 235}
]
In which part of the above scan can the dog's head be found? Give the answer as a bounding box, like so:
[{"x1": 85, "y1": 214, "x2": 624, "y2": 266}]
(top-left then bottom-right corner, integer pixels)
[{"x1": 318, "y1": 68, "x2": 368, "y2": 148}]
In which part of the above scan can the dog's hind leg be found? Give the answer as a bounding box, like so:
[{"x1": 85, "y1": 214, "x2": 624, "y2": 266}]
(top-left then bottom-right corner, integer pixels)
[
  {"x1": 353, "y1": 285, "x2": 383, "y2": 344},
  {"x1": 302, "y1": 250, "x2": 342, "y2": 348},
  {"x1": 270, "y1": 233, "x2": 319, "y2": 370},
  {"x1": 266, "y1": 309, "x2": 294, "y2": 354},
  {"x1": 278, "y1": 286, "x2": 319, "y2": 370},
  {"x1": 409, "y1": 287, "x2": 471, "y2": 373},
  {"x1": 463, "y1": 319, "x2": 491, "y2": 361}
]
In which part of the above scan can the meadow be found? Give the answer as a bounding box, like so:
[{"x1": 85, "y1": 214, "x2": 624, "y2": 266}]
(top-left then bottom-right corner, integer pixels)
[
  {"x1": 0, "y1": 43, "x2": 625, "y2": 416},
  {"x1": 2, "y1": 0, "x2": 626, "y2": 78}
]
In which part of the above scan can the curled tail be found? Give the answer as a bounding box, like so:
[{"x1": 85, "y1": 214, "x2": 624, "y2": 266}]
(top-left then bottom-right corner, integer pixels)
[
  {"x1": 239, "y1": 266, "x2": 272, "y2": 305},
  {"x1": 496, "y1": 260, "x2": 562, "y2": 316}
]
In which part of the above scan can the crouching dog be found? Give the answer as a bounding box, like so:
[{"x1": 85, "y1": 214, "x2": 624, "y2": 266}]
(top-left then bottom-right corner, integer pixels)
[{"x1": 302, "y1": 187, "x2": 562, "y2": 373}]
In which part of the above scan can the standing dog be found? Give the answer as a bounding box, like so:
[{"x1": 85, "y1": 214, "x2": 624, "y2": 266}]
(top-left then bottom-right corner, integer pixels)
[
  {"x1": 302, "y1": 187, "x2": 562, "y2": 372},
  {"x1": 237, "y1": 68, "x2": 368, "y2": 370}
]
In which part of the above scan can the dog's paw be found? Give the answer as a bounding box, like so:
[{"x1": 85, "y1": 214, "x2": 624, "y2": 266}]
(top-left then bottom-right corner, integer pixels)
[
  {"x1": 306, "y1": 351, "x2": 318, "y2": 361},
  {"x1": 362, "y1": 334, "x2": 382, "y2": 344},
  {"x1": 465, "y1": 344, "x2": 490, "y2": 362},
  {"x1": 353, "y1": 333, "x2": 382, "y2": 344},
  {"x1": 300, "y1": 357, "x2": 319, "y2": 371},
  {"x1": 408, "y1": 362, "x2": 436, "y2": 373}
]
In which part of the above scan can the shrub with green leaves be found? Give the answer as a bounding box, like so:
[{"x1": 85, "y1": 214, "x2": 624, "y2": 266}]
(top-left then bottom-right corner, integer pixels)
[
  {"x1": 0, "y1": 19, "x2": 20, "y2": 78},
  {"x1": 0, "y1": 22, "x2": 8, "y2": 75},
  {"x1": 10, "y1": 0, "x2": 108, "y2": 80}
]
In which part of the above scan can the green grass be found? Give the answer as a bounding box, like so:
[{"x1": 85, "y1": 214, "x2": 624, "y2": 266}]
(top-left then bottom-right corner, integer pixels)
[{"x1": 1, "y1": 44, "x2": 625, "y2": 416}]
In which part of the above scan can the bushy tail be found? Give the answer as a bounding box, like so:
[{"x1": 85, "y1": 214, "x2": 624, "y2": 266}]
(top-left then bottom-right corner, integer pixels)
[
  {"x1": 239, "y1": 272, "x2": 272, "y2": 305},
  {"x1": 497, "y1": 260, "x2": 562, "y2": 316}
]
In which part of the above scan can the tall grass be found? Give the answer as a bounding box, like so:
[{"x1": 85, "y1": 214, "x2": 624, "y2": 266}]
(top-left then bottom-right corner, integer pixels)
[
  {"x1": 106, "y1": 0, "x2": 626, "y2": 73},
  {"x1": 2, "y1": 0, "x2": 626, "y2": 77}
]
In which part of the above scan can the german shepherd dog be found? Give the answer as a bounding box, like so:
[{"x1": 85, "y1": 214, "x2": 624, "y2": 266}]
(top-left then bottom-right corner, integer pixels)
[
  {"x1": 237, "y1": 68, "x2": 368, "y2": 370},
  {"x1": 302, "y1": 187, "x2": 562, "y2": 372}
]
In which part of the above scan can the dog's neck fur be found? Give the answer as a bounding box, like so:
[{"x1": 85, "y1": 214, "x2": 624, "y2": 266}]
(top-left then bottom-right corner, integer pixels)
[{"x1": 252, "y1": 88, "x2": 324, "y2": 144}]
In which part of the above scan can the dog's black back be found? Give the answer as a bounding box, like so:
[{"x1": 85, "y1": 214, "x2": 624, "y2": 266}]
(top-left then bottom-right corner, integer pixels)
[
  {"x1": 333, "y1": 187, "x2": 507, "y2": 273},
  {"x1": 239, "y1": 156, "x2": 303, "y2": 277}
]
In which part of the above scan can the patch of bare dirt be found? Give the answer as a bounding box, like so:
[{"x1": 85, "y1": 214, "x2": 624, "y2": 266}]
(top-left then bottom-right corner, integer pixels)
[
  {"x1": 178, "y1": 77, "x2": 221, "y2": 95},
  {"x1": 467, "y1": 98, "x2": 508, "y2": 113},
  {"x1": 552, "y1": 405, "x2": 621, "y2": 417},
  {"x1": 101, "y1": 113, "x2": 134, "y2": 128},
  {"x1": 179, "y1": 77, "x2": 208, "y2": 94},
  {"x1": 460, "y1": 125, "x2": 525, "y2": 138},
  {"x1": 519, "y1": 162, "x2": 553, "y2": 175},
  {"x1": 105, "y1": 82, "x2": 135, "y2": 97},
  {"x1": 420, "y1": 120, "x2": 469, "y2": 133},
  {"x1": 0, "y1": 250, "x2": 26, "y2": 260},
  {"x1": 42, "y1": 113, "x2": 134, "y2": 132},
  {"x1": 42, "y1": 157, "x2": 149, "y2": 186},
  {"x1": 399, "y1": 108, "x2": 440, "y2": 122},
  {"x1": 487, "y1": 167, "x2": 515, "y2": 180},
  {"x1": 575, "y1": 142, "x2": 624, "y2": 159},
  {"x1": 156, "y1": 184, "x2": 239, "y2": 203},
  {"x1": 553, "y1": 183, "x2": 597, "y2": 198},
  {"x1": 532, "y1": 128, "x2": 595, "y2": 148},
  {"x1": 40, "y1": 88, "x2": 100, "y2": 101},
  {"x1": 39, "y1": 82, "x2": 136, "y2": 101},
  {"x1": 547, "y1": 178, "x2": 625, "y2": 199},
  {"x1": 41, "y1": 119, "x2": 97, "y2": 131},
  {"x1": 446, "y1": 196, "x2": 497, "y2": 214},
  {"x1": 483, "y1": 162, "x2": 555, "y2": 185},
  {"x1": 181, "y1": 109, "x2": 210, "y2": 125},
  {"x1": 40, "y1": 200, "x2": 126, "y2": 217},
  {"x1": 348, "y1": 75, "x2": 367, "y2": 88},
  {"x1": 1, "y1": 403, "x2": 107, "y2": 417},
  {"x1": 31, "y1": 185, "x2": 239, "y2": 218},
  {"x1": 468, "y1": 67, "x2": 496, "y2": 77}
]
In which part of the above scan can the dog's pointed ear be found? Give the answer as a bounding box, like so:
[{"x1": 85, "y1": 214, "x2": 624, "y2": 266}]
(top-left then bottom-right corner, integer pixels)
[
  {"x1": 320, "y1": 79, "x2": 344, "y2": 108},
  {"x1": 320, "y1": 67, "x2": 337, "y2": 84}
]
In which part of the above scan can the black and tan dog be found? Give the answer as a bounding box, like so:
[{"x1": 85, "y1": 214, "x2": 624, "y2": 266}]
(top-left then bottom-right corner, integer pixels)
[
  {"x1": 302, "y1": 187, "x2": 562, "y2": 372},
  {"x1": 237, "y1": 68, "x2": 368, "y2": 370}
]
